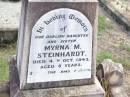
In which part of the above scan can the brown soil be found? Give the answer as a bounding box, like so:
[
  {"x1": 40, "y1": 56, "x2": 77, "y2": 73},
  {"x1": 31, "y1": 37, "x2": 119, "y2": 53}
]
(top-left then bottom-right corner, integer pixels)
[
  {"x1": 98, "y1": 6, "x2": 130, "y2": 96},
  {"x1": 98, "y1": 6, "x2": 130, "y2": 60}
]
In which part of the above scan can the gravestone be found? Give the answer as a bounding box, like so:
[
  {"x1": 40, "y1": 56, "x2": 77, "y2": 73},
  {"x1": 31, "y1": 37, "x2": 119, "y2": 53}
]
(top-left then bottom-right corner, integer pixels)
[{"x1": 10, "y1": 0, "x2": 105, "y2": 97}]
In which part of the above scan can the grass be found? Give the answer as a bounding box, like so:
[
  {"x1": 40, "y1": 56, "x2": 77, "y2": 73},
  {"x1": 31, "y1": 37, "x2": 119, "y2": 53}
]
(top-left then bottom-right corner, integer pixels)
[
  {"x1": 118, "y1": 58, "x2": 130, "y2": 69},
  {"x1": 98, "y1": 15, "x2": 106, "y2": 35},
  {"x1": 105, "y1": 19, "x2": 114, "y2": 31},
  {"x1": 96, "y1": 50, "x2": 113, "y2": 65},
  {"x1": 98, "y1": 15, "x2": 129, "y2": 68},
  {"x1": 119, "y1": 41, "x2": 130, "y2": 53},
  {"x1": 118, "y1": 41, "x2": 130, "y2": 68},
  {"x1": 100, "y1": 78, "x2": 110, "y2": 97},
  {"x1": 0, "y1": 59, "x2": 8, "y2": 82},
  {"x1": 96, "y1": 50, "x2": 113, "y2": 97},
  {"x1": 0, "y1": 42, "x2": 16, "y2": 82},
  {"x1": 96, "y1": 50, "x2": 130, "y2": 97},
  {"x1": 98, "y1": 15, "x2": 114, "y2": 36},
  {"x1": 97, "y1": 50, "x2": 130, "y2": 69}
]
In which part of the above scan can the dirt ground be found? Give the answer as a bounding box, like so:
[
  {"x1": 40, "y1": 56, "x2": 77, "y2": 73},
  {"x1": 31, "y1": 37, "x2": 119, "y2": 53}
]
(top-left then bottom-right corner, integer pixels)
[{"x1": 98, "y1": 6, "x2": 130, "y2": 97}]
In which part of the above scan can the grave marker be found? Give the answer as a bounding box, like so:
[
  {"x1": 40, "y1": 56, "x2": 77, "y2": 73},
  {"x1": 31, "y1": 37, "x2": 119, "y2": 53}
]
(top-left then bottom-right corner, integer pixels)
[
  {"x1": 17, "y1": 0, "x2": 98, "y2": 89},
  {"x1": 10, "y1": 0, "x2": 105, "y2": 97}
]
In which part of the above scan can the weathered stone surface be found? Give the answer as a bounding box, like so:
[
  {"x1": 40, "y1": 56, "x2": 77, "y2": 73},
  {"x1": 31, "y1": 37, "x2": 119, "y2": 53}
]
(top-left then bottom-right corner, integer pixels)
[
  {"x1": 0, "y1": 1, "x2": 21, "y2": 41},
  {"x1": 0, "y1": 93, "x2": 9, "y2": 97},
  {"x1": 0, "y1": 83, "x2": 9, "y2": 93},
  {"x1": 99, "y1": 0, "x2": 130, "y2": 32},
  {"x1": 23, "y1": 82, "x2": 105, "y2": 97},
  {"x1": 0, "y1": 1, "x2": 21, "y2": 30},
  {"x1": 110, "y1": 86, "x2": 128, "y2": 97},
  {"x1": 10, "y1": 57, "x2": 105, "y2": 97},
  {"x1": 17, "y1": 0, "x2": 98, "y2": 89},
  {"x1": 97, "y1": 59, "x2": 124, "y2": 86},
  {"x1": 0, "y1": 83, "x2": 9, "y2": 97},
  {"x1": 96, "y1": 59, "x2": 129, "y2": 97},
  {"x1": 29, "y1": 0, "x2": 97, "y2": 2}
]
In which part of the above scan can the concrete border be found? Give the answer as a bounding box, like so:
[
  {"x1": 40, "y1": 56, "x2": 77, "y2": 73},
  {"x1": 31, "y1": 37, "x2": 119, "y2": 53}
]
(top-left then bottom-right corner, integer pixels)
[
  {"x1": 9, "y1": 56, "x2": 105, "y2": 97},
  {"x1": 0, "y1": 1, "x2": 21, "y2": 42},
  {"x1": 99, "y1": 0, "x2": 130, "y2": 32}
]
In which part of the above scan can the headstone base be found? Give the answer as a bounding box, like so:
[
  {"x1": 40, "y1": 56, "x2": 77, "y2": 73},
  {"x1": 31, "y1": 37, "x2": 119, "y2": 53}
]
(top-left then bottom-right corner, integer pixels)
[{"x1": 9, "y1": 58, "x2": 105, "y2": 97}]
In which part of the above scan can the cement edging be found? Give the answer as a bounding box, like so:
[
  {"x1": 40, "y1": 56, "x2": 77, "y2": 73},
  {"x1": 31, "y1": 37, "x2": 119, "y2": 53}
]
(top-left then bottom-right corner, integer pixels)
[{"x1": 99, "y1": 0, "x2": 130, "y2": 32}]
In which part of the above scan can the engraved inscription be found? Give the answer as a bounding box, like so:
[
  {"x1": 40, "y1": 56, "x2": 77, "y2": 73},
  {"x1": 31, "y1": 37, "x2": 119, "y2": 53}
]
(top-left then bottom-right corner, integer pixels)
[{"x1": 27, "y1": 8, "x2": 92, "y2": 83}]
